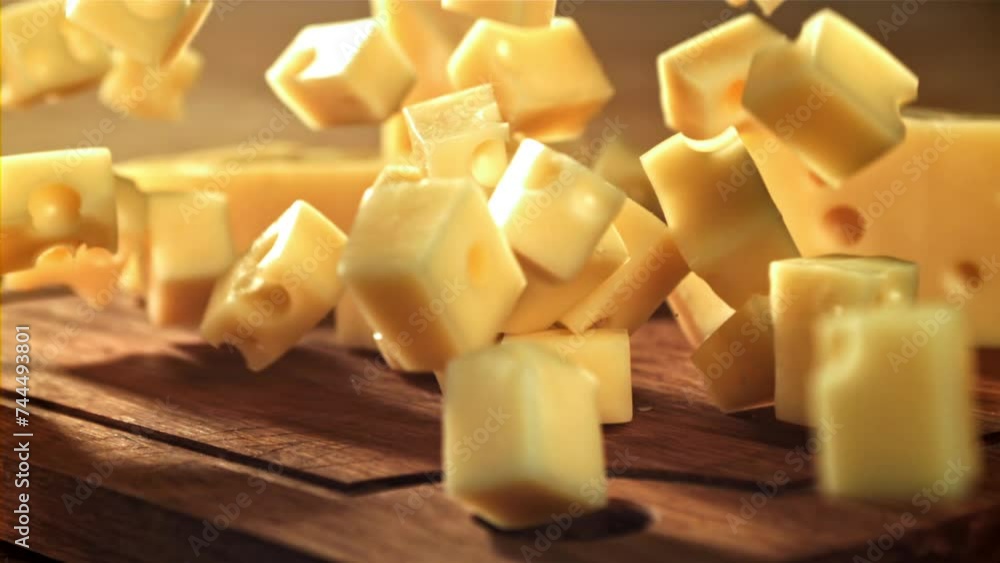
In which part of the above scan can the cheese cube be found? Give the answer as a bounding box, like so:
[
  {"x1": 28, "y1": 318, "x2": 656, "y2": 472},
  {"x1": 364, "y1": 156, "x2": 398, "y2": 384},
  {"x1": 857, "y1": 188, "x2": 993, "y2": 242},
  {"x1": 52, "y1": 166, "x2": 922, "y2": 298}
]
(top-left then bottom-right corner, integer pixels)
[
  {"x1": 448, "y1": 17, "x2": 614, "y2": 142},
  {"x1": 147, "y1": 191, "x2": 234, "y2": 326},
  {"x1": 771, "y1": 256, "x2": 918, "y2": 425},
  {"x1": 642, "y1": 130, "x2": 799, "y2": 308},
  {"x1": 560, "y1": 199, "x2": 689, "y2": 334},
  {"x1": 591, "y1": 140, "x2": 662, "y2": 219},
  {"x1": 3, "y1": 245, "x2": 122, "y2": 309},
  {"x1": 505, "y1": 329, "x2": 633, "y2": 424},
  {"x1": 1, "y1": 148, "x2": 117, "y2": 274},
  {"x1": 381, "y1": 112, "x2": 413, "y2": 162},
  {"x1": 444, "y1": 341, "x2": 606, "y2": 529},
  {"x1": 657, "y1": 14, "x2": 786, "y2": 139},
  {"x1": 1, "y1": 0, "x2": 111, "y2": 106},
  {"x1": 202, "y1": 201, "x2": 347, "y2": 371},
  {"x1": 504, "y1": 226, "x2": 628, "y2": 335},
  {"x1": 404, "y1": 85, "x2": 510, "y2": 192},
  {"x1": 667, "y1": 272, "x2": 735, "y2": 347},
  {"x1": 334, "y1": 290, "x2": 377, "y2": 351},
  {"x1": 441, "y1": 0, "x2": 555, "y2": 27},
  {"x1": 692, "y1": 295, "x2": 774, "y2": 413},
  {"x1": 812, "y1": 306, "x2": 982, "y2": 499},
  {"x1": 65, "y1": 0, "x2": 212, "y2": 66},
  {"x1": 266, "y1": 19, "x2": 416, "y2": 129},
  {"x1": 98, "y1": 47, "x2": 203, "y2": 120},
  {"x1": 339, "y1": 177, "x2": 525, "y2": 372},
  {"x1": 490, "y1": 139, "x2": 626, "y2": 281},
  {"x1": 114, "y1": 175, "x2": 150, "y2": 297}
]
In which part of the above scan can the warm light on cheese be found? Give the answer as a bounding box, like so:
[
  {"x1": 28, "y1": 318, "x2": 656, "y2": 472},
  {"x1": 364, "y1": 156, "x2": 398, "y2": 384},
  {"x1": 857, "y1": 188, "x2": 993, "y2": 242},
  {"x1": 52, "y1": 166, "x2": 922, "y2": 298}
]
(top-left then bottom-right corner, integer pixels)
[
  {"x1": 65, "y1": 0, "x2": 212, "y2": 65},
  {"x1": 505, "y1": 329, "x2": 633, "y2": 424},
  {"x1": 656, "y1": 14, "x2": 786, "y2": 140},
  {"x1": 202, "y1": 201, "x2": 347, "y2": 371},
  {"x1": 266, "y1": 18, "x2": 416, "y2": 129},
  {"x1": 381, "y1": 112, "x2": 413, "y2": 162},
  {"x1": 812, "y1": 306, "x2": 982, "y2": 500},
  {"x1": 340, "y1": 176, "x2": 525, "y2": 372},
  {"x1": 490, "y1": 139, "x2": 625, "y2": 281},
  {"x1": 3, "y1": 245, "x2": 123, "y2": 309},
  {"x1": 334, "y1": 290, "x2": 378, "y2": 351},
  {"x1": 444, "y1": 341, "x2": 606, "y2": 529},
  {"x1": 98, "y1": 47, "x2": 203, "y2": 120},
  {"x1": 642, "y1": 129, "x2": 798, "y2": 308},
  {"x1": 404, "y1": 85, "x2": 510, "y2": 192},
  {"x1": 771, "y1": 256, "x2": 918, "y2": 426},
  {"x1": 448, "y1": 17, "x2": 614, "y2": 142},
  {"x1": 114, "y1": 175, "x2": 150, "y2": 298},
  {"x1": 668, "y1": 272, "x2": 735, "y2": 347},
  {"x1": 1, "y1": 148, "x2": 118, "y2": 274},
  {"x1": 592, "y1": 140, "x2": 662, "y2": 219},
  {"x1": 442, "y1": 0, "x2": 555, "y2": 27}
]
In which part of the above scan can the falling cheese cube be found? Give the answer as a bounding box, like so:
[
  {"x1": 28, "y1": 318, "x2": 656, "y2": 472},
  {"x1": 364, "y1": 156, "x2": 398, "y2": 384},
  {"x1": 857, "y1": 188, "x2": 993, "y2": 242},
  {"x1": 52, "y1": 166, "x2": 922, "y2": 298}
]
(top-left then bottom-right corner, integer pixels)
[
  {"x1": 692, "y1": 294, "x2": 774, "y2": 413},
  {"x1": 444, "y1": 341, "x2": 606, "y2": 529},
  {"x1": 334, "y1": 290, "x2": 378, "y2": 351},
  {"x1": 441, "y1": 0, "x2": 555, "y2": 27},
  {"x1": 98, "y1": 47, "x2": 203, "y2": 120},
  {"x1": 1, "y1": 148, "x2": 118, "y2": 274},
  {"x1": 657, "y1": 13, "x2": 786, "y2": 140},
  {"x1": 147, "y1": 191, "x2": 235, "y2": 327},
  {"x1": 812, "y1": 306, "x2": 982, "y2": 499},
  {"x1": 490, "y1": 139, "x2": 626, "y2": 281},
  {"x1": 202, "y1": 201, "x2": 347, "y2": 371},
  {"x1": 560, "y1": 199, "x2": 689, "y2": 334},
  {"x1": 1, "y1": 0, "x2": 111, "y2": 106},
  {"x1": 266, "y1": 18, "x2": 416, "y2": 129},
  {"x1": 771, "y1": 256, "x2": 918, "y2": 426},
  {"x1": 381, "y1": 112, "x2": 413, "y2": 162},
  {"x1": 404, "y1": 85, "x2": 510, "y2": 192},
  {"x1": 339, "y1": 176, "x2": 525, "y2": 372},
  {"x1": 504, "y1": 226, "x2": 628, "y2": 335},
  {"x1": 3, "y1": 245, "x2": 123, "y2": 309},
  {"x1": 448, "y1": 17, "x2": 614, "y2": 142},
  {"x1": 591, "y1": 140, "x2": 662, "y2": 219},
  {"x1": 642, "y1": 129, "x2": 799, "y2": 308},
  {"x1": 667, "y1": 272, "x2": 735, "y2": 347},
  {"x1": 65, "y1": 0, "x2": 212, "y2": 66},
  {"x1": 505, "y1": 329, "x2": 633, "y2": 424}
]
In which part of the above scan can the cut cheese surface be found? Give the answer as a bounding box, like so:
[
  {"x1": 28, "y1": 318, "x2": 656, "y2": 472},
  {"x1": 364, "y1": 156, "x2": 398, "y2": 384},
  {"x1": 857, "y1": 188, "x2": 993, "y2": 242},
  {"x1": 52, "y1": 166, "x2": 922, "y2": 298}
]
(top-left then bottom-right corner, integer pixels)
[
  {"x1": 3, "y1": 245, "x2": 123, "y2": 309},
  {"x1": 667, "y1": 272, "x2": 735, "y2": 348},
  {"x1": 334, "y1": 290, "x2": 378, "y2": 351},
  {"x1": 381, "y1": 112, "x2": 413, "y2": 163},
  {"x1": 98, "y1": 47, "x2": 203, "y2": 120}
]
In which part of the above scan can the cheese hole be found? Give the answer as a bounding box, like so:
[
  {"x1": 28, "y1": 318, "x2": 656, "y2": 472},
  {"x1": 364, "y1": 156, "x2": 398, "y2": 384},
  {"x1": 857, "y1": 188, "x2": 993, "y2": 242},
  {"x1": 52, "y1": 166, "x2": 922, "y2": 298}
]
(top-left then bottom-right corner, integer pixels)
[
  {"x1": 470, "y1": 139, "x2": 505, "y2": 187},
  {"x1": 949, "y1": 261, "x2": 983, "y2": 291},
  {"x1": 28, "y1": 184, "x2": 82, "y2": 237},
  {"x1": 525, "y1": 155, "x2": 562, "y2": 191},
  {"x1": 725, "y1": 79, "x2": 745, "y2": 110},
  {"x1": 807, "y1": 170, "x2": 829, "y2": 188},
  {"x1": 247, "y1": 283, "x2": 291, "y2": 317},
  {"x1": 823, "y1": 206, "x2": 865, "y2": 246},
  {"x1": 467, "y1": 242, "x2": 488, "y2": 287}
]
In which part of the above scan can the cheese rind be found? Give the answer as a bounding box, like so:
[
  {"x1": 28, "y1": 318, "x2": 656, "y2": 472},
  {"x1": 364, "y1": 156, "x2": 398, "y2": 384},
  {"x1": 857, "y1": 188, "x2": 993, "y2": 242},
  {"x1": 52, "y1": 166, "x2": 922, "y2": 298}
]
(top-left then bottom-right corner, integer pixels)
[
  {"x1": 444, "y1": 341, "x2": 606, "y2": 529},
  {"x1": 441, "y1": 0, "x2": 555, "y2": 27},
  {"x1": 667, "y1": 272, "x2": 735, "y2": 347},
  {"x1": 98, "y1": 47, "x2": 203, "y2": 120}
]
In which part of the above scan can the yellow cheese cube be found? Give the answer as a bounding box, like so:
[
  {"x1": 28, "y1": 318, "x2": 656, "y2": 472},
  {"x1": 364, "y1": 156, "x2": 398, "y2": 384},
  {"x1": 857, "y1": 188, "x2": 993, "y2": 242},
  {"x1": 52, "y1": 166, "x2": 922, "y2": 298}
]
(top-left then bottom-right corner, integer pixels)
[
  {"x1": 404, "y1": 85, "x2": 510, "y2": 191},
  {"x1": 3, "y1": 245, "x2": 123, "y2": 309},
  {"x1": 591, "y1": 140, "x2": 662, "y2": 219},
  {"x1": 381, "y1": 112, "x2": 413, "y2": 162},
  {"x1": 1, "y1": 148, "x2": 117, "y2": 274},
  {"x1": 771, "y1": 256, "x2": 918, "y2": 426},
  {"x1": 444, "y1": 341, "x2": 606, "y2": 529},
  {"x1": 505, "y1": 329, "x2": 633, "y2": 424},
  {"x1": 504, "y1": 226, "x2": 628, "y2": 335},
  {"x1": 560, "y1": 199, "x2": 689, "y2": 334},
  {"x1": 1, "y1": 0, "x2": 111, "y2": 106},
  {"x1": 334, "y1": 290, "x2": 377, "y2": 351},
  {"x1": 657, "y1": 14, "x2": 786, "y2": 140},
  {"x1": 340, "y1": 177, "x2": 525, "y2": 372},
  {"x1": 98, "y1": 47, "x2": 203, "y2": 120},
  {"x1": 147, "y1": 191, "x2": 234, "y2": 326},
  {"x1": 266, "y1": 18, "x2": 416, "y2": 129},
  {"x1": 812, "y1": 306, "x2": 982, "y2": 499},
  {"x1": 113, "y1": 175, "x2": 150, "y2": 297},
  {"x1": 202, "y1": 201, "x2": 347, "y2": 371},
  {"x1": 490, "y1": 139, "x2": 625, "y2": 281},
  {"x1": 641, "y1": 130, "x2": 799, "y2": 308},
  {"x1": 441, "y1": 0, "x2": 555, "y2": 27},
  {"x1": 448, "y1": 17, "x2": 614, "y2": 141},
  {"x1": 667, "y1": 272, "x2": 734, "y2": 347},
  {"x1": 692, "y1": 295, "x2": 774, "y2": 413},
  {"x1": 65, "y1": 0, "x2": 212, "y2": 65}
]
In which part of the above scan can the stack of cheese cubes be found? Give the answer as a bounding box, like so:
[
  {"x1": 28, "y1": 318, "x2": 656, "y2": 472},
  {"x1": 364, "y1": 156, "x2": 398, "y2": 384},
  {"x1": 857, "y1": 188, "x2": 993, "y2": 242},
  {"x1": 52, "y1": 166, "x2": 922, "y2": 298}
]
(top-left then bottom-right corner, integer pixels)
[{"x1": 0, "y1": 0, "x2": 992, "y2": 529}]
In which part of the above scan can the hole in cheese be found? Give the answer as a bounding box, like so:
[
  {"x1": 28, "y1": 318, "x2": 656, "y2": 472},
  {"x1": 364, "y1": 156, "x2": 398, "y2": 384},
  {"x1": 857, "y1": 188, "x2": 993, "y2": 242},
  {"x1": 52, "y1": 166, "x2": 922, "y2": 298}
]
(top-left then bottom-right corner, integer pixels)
[
  {"x1": 470, "y1": 138, "x2": 505, "y2": 187},
  {"x1": 28, "y1": 183, "x2": 82, "y2": 236},
  {"x1": 823, "y1": 205, "x2": 865, "y2": 247},
  {"x1": 524, "y1": 153, "x2": 563, "y2": 191},
  {"x1": 466, "y1": 242, "x2": 488, "y2": 287}
]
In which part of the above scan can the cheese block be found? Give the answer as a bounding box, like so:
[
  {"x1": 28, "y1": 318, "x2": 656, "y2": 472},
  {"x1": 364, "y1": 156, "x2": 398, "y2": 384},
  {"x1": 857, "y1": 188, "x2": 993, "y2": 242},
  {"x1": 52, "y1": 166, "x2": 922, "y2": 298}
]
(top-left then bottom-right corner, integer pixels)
[
  {"x1": 3, "y1": 245, "x2": 123, "y2": 309},
  {"x1": 691, "y1": 294, "x2": 774, "y2": 412},
  {"x1": 1, "y1": 148, "x2": 117, "y2": 274},
  {"x1": 444, "y1": 341, "x2": 606, "y2": 529},
  {"x1": 657, "y1": 14, "x2": 786, "y2": 139},
  {"x1": 1, "y1": 0, "x2": 111, "y2": 106},
  {"x1": 812, "y1": 306, "x2": 982, "y2": 499},
  {"x1": 404, "y1": 85, "x2": 510, "y2": 192},
  {"x1": 448, "y1": 17, "x2": 614, "y2": 142},
  {"x1": 266, "y1": 18, "x2": 416, "y2": 128},
  {"x1": 771, "y1": 256, "x2": 918, "y2": 425},
  {"x1": 441, "y1": 0, "x2": 555, "y2": 27},
  {"x1": 202, "y1": 201, "x2": 347, "y2": 371},
  {"x1": 114, "y1": 175, "x2": 150, "y2": 297},
  {"x1": 490, "y1": 139, "x2": 626, "y2": 281},
  {"x1": 334, "y1": 290, "x2": 378, "y2": 351},
  {"x1": 642, "y1": 129, "x2": 799, "y2": 308},
  {"x1": 591, "y1": 140, "x2": 662, "y2": 219},
  {"x1": 65, "y1": 0, "x2": 212, "y2": 65},
  {"x1": 339, "y1": 176, "x2": 525, "y2": 372},
  {"x1": 560, "y1": 199, "x2": 689, "y2": 334},
  {"x1": 381, "y1": 112, "x2": 413, "y2": 162},
  {"x1": 98, "y1": 47, "x2": 203, "y2": 120},
  {"x1": 667, "y1": 272, "x2": 735, "y2": 347},
  {"x1": 505, "y1": 329, "x2": 633, "y2": 424}
]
